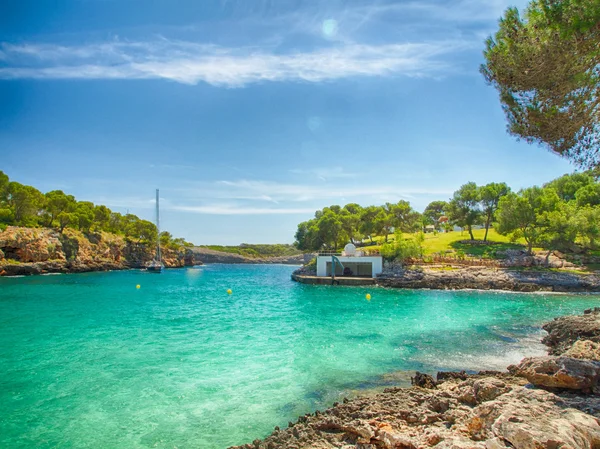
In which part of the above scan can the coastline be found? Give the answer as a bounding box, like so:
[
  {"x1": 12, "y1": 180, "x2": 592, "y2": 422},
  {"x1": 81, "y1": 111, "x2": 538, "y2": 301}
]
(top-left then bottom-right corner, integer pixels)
[
  {"x1": 376, "y1": 265, "x2": 600, "y2": 293},
  {"x1": 293, "y1": 265, "x2": 600, "y2": 293},
  {"x1": 231, "y1": 308, "x2": 600, "y2": 448},
  {"x1": 0, "y1": 226, "x2": 305, "y2": 276}
]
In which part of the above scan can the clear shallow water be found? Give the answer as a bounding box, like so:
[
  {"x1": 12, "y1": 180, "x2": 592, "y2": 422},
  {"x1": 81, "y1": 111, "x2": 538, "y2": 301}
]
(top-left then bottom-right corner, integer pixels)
[{"x1": 1, "y1": 265, "x2": 599, "y2": 449}]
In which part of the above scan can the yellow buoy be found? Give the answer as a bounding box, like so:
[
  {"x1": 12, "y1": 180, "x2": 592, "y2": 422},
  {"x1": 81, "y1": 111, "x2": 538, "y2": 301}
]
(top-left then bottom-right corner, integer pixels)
[
  {"x1": 227, "y1": 289, "x2": 232, "y2": 295},
  {"x1": 136, "y1": 284, "x2": 141, "y2": 289},
  {"x1": 366, "y1": 293, "x2": 371, "y2": 300}
]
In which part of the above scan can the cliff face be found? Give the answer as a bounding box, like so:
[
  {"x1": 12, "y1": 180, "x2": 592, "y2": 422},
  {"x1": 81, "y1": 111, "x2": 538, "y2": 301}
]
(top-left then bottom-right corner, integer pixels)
[{"x1": 0, "y1": 226, "x2": 195, "y2": 276}]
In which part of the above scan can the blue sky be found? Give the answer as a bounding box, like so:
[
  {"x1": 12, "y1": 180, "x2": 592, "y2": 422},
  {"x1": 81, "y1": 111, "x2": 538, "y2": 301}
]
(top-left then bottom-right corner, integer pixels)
[{"x1": 1, "y1": 0, "x2": 575, "y2": 245}]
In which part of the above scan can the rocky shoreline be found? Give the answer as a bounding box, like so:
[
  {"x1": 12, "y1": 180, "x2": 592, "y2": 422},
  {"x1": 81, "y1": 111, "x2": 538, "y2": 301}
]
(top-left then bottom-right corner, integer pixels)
[
  {"x1": 0, "y1": 226, "x2": 306, "y2": 276},
  {"x1": 377, "y1": 265, "x2": 600, "y2": 293},
  {"x1": 231, "y1": 308, "x2": 600, "y2": 448},
  {"x1": 293, "y1": 262, "x2": 600, "y2": 292},
  {"x1": 0, "y1": 226, "x2": 196, "y2": 276}
]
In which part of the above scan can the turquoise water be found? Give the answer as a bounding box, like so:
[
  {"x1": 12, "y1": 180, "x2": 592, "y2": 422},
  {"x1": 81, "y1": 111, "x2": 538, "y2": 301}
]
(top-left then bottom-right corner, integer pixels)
[{"x1": 1, "y1": 265, "x2": 599, "y2": 448}]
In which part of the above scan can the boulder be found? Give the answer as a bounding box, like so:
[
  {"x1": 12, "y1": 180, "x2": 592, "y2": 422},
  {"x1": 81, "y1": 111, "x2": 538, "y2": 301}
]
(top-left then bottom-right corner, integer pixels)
[{"x1": 508, "y1": 356, "x2": 600, "y2": 393}]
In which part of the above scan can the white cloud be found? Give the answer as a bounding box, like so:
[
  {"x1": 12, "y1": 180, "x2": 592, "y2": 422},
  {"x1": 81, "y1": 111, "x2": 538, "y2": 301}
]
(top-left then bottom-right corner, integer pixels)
[
  {"x1": 0, "y1": 38, "x2": 471, "y2": 86},
  {"x1": 215, "y1": 179, "x2": 453, "y2": 202}
]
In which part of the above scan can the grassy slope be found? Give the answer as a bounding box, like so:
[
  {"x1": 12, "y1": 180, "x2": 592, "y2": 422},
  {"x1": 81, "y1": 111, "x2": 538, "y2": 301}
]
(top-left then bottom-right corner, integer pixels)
[{"x1": 361, "y1": 229, "x2": 527, "y2": 257}]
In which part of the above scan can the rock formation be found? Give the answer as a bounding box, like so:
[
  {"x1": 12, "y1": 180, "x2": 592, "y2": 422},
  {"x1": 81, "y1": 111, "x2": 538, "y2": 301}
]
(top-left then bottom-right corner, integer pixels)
[
  {"x1": 376, "y1": 265, "x2": 600, "y2": 292},
  {"x1": 0, "y1": 226, "x2": 195, "y2": 276}
]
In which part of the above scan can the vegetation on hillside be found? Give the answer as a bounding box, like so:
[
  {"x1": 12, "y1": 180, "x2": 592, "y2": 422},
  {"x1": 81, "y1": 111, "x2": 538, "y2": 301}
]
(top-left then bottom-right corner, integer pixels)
[
  {"x1": 0, "y1": 170, "x2": 192, "y2": 248},
  {"x1": 481, "y1": 0, "x2": 600, "y2": 168},
  {"x1": 294, "y1": 172, "x2": 600, "y2": 260},
  {"x1": 199, "y1": 244, "x2": 302, "y2": 259}
]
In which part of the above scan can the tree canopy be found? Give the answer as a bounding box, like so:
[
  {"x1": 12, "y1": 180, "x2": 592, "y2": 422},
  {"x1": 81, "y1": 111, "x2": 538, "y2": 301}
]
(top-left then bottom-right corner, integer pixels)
[
  {"x1": 294, "y1": 201, "x2": 422, "y2": 251},
  {"x1": 0, "y1": 170, "x2": 192, "y2": 247},
  {"x1": 481, "y1": 0, "x2": 600, "y2": 167},
  {"x1": 294, "y1": 172, "x2": 600, "y2": 258}
]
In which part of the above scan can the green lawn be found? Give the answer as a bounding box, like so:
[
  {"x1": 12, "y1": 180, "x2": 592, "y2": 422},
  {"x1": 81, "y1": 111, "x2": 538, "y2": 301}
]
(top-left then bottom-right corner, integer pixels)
[{"x1": 360, "y1": 229, "x2": 527, "y2": 258}]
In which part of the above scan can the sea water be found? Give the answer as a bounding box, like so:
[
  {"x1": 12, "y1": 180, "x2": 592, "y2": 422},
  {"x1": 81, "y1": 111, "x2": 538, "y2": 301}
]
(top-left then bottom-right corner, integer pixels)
[{"x1": 1, "y1": 264, "x2": 599, "y2": 448}]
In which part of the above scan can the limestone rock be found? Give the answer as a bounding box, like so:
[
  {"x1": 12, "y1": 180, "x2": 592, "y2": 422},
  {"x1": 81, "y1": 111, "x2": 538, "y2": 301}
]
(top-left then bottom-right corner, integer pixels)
[
  {"x1": 508, "y1": 356, "x2": 600, "y2": 392},
  {"x1": 543, "y1": 308, "x2": 600, "y2": 355},
  {"x1": 565, "y1": 340, "x2": 600, "y2": 361},
  {"x1": 0, "y1": 226, "x2": 194, "y2": 276},
  {"x1": 473, "y1": 379, "x2": 511, "y2": 403},
  {"x1": 476, "y1": 388, "x2": 600, "y2": 449}
]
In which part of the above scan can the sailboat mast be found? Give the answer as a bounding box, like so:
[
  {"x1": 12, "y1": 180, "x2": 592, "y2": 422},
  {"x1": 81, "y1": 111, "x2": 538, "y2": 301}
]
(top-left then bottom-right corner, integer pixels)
[{"x1": 156, "y1": 188, "x2": 161, "y2": 261}]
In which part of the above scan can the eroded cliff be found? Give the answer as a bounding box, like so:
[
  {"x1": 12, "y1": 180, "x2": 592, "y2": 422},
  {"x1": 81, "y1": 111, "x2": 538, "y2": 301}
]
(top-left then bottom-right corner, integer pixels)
[{"x1": 0, "y1": 226, "x2": 195, "y2": 275}]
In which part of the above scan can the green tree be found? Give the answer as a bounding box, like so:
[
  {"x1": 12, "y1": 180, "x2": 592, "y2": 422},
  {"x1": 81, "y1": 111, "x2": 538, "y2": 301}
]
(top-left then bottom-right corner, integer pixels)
[
  {"x1": 479, "y1": 182, "x2": 510, "y2": 241},
  {"x1": 576, "y1": 206, "x2": 600, "y2": 249},
  {"x1": 576, "y1": 183, "x2": 600, "y2": 207},
  {"x1": 539, "y1": 200, "x2": 579, "y2": 252},
  {"x1": 160, "y1": 231, "x2": 173, "y2": 247},
  {"x1": 340, "y1": 205, "x2": 362, "y2": 244},
  {"x1": 0, "y1": 170, "x2": 9, "y2": 204},
  {"x1": 126, "y1": 218, "x2": 158, "y2": 243},
  {"x1": 57, "y1": 212, "x2": 78, "y2": 233},
  {"x1": 340, "y1": 203, "x2": 363, "y2": 244},
  {"x1": 376, "y1": 204, "x2": 397, "y2": 242},
  {"x1": 447, "y1": 182, "x2": 481, "y2": 240},
  {"x1": 108, "y1": 212, "x2": 124, "y2": 234},
  {"x1": 423, "y1": 200, "x2": 448, "y2": 226},
  {"x1": 359, "y1": 206, "x2": 381, "y2": 244},
  {"x1": 496, "y1": 187, "x2": 561, "y2": 254},
  {"x1": 481, "y1": 0, "x2": 600, "y2": 167},
  {"x1": 389, "y1": 200, "x2": 421, "y2": 233},
  {"x1": 0, "y1": 207, "x2": 14, "y2": 225},
  {"x1": 294, "y1": 220, "x2": 322, "y2": 251},
  {"x1": 317, "y1": 209, "x2": 343, "y2": 251},
  {"x1": 93, "y1": 205, "x2": 111, "y2": 231},
  {"x1": 75, "y1": 201, "x2": 95, "y2": 233},
  {"x1": 42, "y1": 190, "x2": 77, "y2": 227},
  {"x1": 7, "y1": 182, "x2": 44, "y2": 225},
  {"x1": 545, "y1": 172, "x2": 594, "y2": 201}
]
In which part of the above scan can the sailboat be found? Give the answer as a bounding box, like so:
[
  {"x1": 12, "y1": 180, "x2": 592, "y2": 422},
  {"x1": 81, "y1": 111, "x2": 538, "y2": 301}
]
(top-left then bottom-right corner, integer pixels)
[{"x1": 146, "y1": 189, "x2": 164, "y2": 273}]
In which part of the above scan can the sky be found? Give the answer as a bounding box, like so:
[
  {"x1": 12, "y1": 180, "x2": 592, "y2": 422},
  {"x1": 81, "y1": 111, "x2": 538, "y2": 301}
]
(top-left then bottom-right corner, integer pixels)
[{"x1": 0, "y1": 0, "x2": 577, "y2": 245}]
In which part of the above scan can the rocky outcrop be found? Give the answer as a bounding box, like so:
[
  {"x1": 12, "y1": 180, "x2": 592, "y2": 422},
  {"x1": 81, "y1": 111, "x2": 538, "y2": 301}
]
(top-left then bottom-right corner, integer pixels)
[
  {"x1": 192, "y1": 247, "x2": 306, "y2": 265},
  {"x1": 543, "y1": 308, "x2": 600, "y2": 355},
  {"x1": 230, "y1": 374, "x2": 600, "y2": 449},
  {"x1": 376, "y1": 266, "x2": 600, "y2": 292},
  {"x1": 231, "y1": 309, "x2": 600, "y2": 449},
  {"x1": 0, "y1": 226, "x2": 195, "y2": 276},
  {"x1": 508, "y1": 356, "x2": 600, "y2": 393}
]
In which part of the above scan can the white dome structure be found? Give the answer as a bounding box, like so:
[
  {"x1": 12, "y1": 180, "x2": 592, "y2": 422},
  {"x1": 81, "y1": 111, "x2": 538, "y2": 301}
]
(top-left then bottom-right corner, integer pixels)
[{"x1": 343, "y1": 243, "x2": 357, "y2": 256}]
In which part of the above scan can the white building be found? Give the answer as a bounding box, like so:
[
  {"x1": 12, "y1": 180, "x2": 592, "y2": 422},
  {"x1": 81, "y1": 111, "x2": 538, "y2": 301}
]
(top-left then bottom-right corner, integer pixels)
[{"x1": 316, "y1": 244, "x2": 383, "y2": 278}]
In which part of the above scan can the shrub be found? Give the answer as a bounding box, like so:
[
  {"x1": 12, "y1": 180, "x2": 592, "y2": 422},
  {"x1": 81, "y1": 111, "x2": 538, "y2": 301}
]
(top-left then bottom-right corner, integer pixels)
[{"x1": 380, "y1": 231, "x2": 424, "y2": 262}]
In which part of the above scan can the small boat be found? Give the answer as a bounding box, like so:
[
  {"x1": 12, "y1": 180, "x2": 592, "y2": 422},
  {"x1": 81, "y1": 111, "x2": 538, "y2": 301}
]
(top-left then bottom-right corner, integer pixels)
[{"x1": 146, "y1": 188, "x2": 164, "y2": 273}]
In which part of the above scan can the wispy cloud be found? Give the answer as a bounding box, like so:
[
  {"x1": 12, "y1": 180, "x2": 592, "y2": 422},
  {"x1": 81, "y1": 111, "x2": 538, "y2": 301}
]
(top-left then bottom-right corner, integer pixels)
[
  {"x1": 215, "y1": 179, "x2": 453, "y2": 202},
  {"x1": 0, "y1": 38, "x2": 472, "y2": 86},
  {"x1": 170, "y1": 205, "x2": 314, "y2": 215}
]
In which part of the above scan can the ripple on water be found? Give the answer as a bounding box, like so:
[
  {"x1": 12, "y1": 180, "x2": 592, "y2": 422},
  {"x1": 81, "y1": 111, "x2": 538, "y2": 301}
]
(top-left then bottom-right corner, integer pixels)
[{"x1": 0, "y1": 266, "x2": 598, "y2": 448}]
